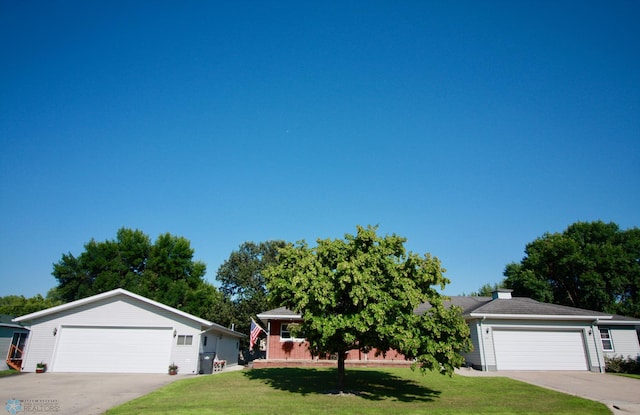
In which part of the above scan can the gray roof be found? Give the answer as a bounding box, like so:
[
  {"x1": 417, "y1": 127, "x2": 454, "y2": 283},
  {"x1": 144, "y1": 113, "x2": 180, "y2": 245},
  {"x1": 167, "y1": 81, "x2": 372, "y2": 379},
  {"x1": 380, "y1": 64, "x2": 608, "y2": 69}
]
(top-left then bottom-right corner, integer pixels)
[
  {"x1": 444, "y1": 296, "x2": 640, "y2": 323},
  {"x1": 259, "y1": 296, "x2": 640, "y2": 325},
  {"x1": 0, "y1": 314, "x2": 27, "y2": 329},
  {"x1": 257, "y1": 307, "x2": 301, "y2": 321}
]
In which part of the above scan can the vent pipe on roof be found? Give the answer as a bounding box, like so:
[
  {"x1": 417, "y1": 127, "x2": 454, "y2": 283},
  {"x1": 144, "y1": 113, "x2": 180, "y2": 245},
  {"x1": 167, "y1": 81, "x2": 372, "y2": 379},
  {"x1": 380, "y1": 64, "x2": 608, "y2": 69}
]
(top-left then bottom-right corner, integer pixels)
[{"x1": 492, "y1": 289, "x2": 513, "y2": 300}]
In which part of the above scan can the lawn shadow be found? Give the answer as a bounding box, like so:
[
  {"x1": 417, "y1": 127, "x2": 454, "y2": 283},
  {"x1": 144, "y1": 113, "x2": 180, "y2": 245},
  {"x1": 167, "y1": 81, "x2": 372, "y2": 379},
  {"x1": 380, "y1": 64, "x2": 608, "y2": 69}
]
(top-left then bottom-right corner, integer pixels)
[{"x1": 243, "y1": 367, "x2": 441, "y2": 402}]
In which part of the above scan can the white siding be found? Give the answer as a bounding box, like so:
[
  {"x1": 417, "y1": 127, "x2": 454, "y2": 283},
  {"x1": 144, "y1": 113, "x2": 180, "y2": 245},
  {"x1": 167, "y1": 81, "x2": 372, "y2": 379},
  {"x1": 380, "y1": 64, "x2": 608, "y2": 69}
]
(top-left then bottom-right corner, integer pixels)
[
  {"x1": 601, "y1": 326, "x2": 640, "y2": 359},
  {"x1": 172, "y1": 330, "x2": 201, "y2": 374},
  {"x1": 480, "y1": 320, "x2": 497, "y2": 370},
  {"x1": 22, "y1": 295, "x2": 203, "y2": 373},
  {"x1": 199, "y1": 329, "x2": 241, "y2": 367},
  {"x1": 215, "y1": 334, "x2": 240, "y2": 365},
  {"x1": 585, "y1": 323, "x2": 603, "y2": 370},
  {"x1": 462, "y1": 321, "x2": 482, "y2": 369}
]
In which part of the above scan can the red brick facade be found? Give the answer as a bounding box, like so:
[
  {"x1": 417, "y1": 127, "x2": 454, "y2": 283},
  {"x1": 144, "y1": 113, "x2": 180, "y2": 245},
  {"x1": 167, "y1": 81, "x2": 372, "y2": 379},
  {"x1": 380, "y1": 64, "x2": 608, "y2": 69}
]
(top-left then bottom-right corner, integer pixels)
[{"x1": 264, "y1": 320, "x2": 406, "y2": 362}]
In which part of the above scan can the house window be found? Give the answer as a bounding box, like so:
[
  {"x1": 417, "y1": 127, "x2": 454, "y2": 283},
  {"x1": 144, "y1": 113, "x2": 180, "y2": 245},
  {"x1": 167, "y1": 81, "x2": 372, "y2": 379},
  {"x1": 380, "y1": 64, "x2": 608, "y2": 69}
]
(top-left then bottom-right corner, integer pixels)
[
  {"x1": 280, "y1": 323, "x2": 304, "y2": 342},
  {"x1": 177, "y1": 335, "x2": 193, "y2": 345},
  {"x1": 600, "y1": 329, "x2": 614, "y2": 351}
]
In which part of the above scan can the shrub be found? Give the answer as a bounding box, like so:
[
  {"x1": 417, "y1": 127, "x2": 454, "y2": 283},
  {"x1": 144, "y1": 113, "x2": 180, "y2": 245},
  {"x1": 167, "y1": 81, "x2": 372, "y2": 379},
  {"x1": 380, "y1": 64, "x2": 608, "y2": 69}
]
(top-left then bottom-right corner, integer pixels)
[{"x1": 605, "y1": 355, "x2": 640, "y2": 374}]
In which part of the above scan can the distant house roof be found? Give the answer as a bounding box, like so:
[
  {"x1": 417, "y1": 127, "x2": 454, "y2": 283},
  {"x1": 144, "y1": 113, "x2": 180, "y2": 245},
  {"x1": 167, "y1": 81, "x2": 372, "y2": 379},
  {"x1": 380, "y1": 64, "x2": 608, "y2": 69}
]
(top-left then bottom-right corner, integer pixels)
[
  {"x1": 257, "y1": 307, "x2": 302, "y2": 321},
  {"x1": 0, "y1": 314, "x2": 27, "y2": 329},
  {"x1": 264, "y1": 296, "x2": 640, "y2": 325}
]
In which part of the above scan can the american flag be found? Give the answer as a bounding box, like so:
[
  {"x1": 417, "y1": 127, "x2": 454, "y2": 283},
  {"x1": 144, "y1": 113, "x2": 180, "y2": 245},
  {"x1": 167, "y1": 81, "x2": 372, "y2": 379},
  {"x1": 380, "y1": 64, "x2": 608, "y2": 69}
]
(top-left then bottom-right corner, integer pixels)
[{"x1": 249, "y1": 318, "x2": 265, "y2": 351}]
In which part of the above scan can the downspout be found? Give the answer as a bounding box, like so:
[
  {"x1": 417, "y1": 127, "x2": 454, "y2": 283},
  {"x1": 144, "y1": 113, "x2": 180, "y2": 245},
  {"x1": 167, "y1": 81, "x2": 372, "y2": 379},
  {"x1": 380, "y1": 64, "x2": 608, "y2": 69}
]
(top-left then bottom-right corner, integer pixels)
[
  {"x1": 479, "y1": 316, "x2": 488, "y2": 371},
  {"x1": 215, "y1": 332, "x2": 220, "y2": 359},
  {"x1": 592, "y1": 319, "x2": 603, "y2": 373},
  {"x1": 266, "y1": 321, "x2": 271, "y2": 360},
  {"x1": 194, "y1": 329, "x2": 203, "y2": 374}
]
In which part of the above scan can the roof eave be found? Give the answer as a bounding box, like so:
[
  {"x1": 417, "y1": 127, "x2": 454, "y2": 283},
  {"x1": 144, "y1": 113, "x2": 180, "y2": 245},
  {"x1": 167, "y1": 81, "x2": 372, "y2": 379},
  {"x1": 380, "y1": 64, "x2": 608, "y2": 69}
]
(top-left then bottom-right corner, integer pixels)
[
  {"x1": 201, "y1": 323, "x2": 246, "y2": 338},
  {"x1": 468, "y1": 313, "x2": 613, "y2": 321},
  {"x1": 597, "y1": 319, "x2": 640, "y2": 326},
  {"x1": 256, "y1": 313, "x2": 302, "y2": 320},
  {"x1": 0, "y1": 323, "x2": 28, "y2": 330},
  {"x1": 13, "y1": 288, "x2": 214, "y2": 327}
]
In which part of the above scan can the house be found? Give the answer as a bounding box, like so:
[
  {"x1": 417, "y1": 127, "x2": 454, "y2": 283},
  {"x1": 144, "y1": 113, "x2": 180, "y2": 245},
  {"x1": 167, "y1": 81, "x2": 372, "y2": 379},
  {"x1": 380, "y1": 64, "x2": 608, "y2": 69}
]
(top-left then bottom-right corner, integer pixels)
[
  {"x1": 13, "y1": 288, "x2": 244, "y2": 374},
  {"x1": 1, "y1": 314, "x2": 29, "y2": 371},
  {"x1": 444, "y1": 289, "x2": 640, "y2": 372},
  {"x1": 256, "y1": 308, "x2": 406, "y2": 366},
  {"x1": 256, "y1": 289, "x2": 640, "y2": 372}
]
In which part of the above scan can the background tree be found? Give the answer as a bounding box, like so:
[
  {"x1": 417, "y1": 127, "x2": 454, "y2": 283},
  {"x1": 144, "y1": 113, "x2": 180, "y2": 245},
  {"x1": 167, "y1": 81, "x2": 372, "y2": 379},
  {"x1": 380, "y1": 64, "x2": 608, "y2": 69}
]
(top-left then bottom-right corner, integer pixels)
[
  {"x1": 504, "y1": 221, "x2": 640, "y2": 317},
  {"x1": 0, "y1": 293, "x2": 63, "y2": 317},
  {"x1": 265, "y1": 225, "x2": 471, "y2": 393},
  {"x1": 216, "y1": 240, "x2": 286, "y2": 336},
  {"x1": 52, "y1": 228, "x2": 223, "y2": 319},
  {"x1": 469, "y1": 282, "x2": 502, "y2": 297}
]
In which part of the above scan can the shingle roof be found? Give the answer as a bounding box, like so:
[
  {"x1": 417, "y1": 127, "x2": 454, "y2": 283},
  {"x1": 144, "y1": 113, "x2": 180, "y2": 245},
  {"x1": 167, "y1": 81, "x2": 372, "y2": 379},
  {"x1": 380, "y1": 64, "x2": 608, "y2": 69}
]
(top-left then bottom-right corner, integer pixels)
[
  {"x1": 445, "y1": 296, "x2": 640, "y2": 323},
  {"x1": 460, "y1": 296, "x2": 610, "y2": 316},
  {"x1": 260, "y1": 297, "x2": 640, "y2": 325},
  {"x1": 257, "y1": 307, "x2": 302, "y2": 320},
  {"x1": 0, "y1": 313, "x2": 27, "y2": 329}
]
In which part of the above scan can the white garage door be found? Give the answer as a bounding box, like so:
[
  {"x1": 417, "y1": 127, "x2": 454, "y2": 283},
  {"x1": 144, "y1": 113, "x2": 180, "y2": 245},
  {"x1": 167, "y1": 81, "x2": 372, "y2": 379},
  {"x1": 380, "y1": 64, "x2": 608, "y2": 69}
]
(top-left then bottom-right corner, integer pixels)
[
  {"x1": 52, "y1": 326, "x2": 173, "y2": 373},
  {"x1": 492, "y1": 330, "x2": 588, "y2": 371}
]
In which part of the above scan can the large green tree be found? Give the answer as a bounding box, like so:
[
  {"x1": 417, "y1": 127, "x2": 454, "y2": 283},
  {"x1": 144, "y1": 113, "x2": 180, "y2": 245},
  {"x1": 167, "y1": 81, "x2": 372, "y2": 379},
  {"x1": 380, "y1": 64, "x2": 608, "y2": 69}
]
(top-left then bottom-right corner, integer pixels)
[
  {"x1": 504, "y1": 221, "x2": 640, "y2": 317},
  {"x1": 265, "y1": 225, "x2": 471, "y2": 393},
  {"x1": 216, "y1": 240, "x2": 286, "y2": 336},
  {"x1": 52, "y1": 228, "x2": 224, "y2": 319}
]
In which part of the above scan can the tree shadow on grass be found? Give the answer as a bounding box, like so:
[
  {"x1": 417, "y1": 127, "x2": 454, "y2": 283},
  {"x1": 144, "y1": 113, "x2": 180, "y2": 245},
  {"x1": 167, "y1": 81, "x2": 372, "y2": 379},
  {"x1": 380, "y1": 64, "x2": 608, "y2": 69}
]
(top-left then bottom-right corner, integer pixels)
[{"x1": 243, "y1": 368, "x2": 441, "y2": 402}]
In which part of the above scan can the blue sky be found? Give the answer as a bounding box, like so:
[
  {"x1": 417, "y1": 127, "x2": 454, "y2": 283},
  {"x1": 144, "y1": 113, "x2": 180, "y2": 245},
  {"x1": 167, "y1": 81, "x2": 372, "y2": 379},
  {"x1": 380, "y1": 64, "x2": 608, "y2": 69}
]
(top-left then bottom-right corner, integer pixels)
[{"x1": 1, "y1": 1, "x2": 638, "y2": 299}]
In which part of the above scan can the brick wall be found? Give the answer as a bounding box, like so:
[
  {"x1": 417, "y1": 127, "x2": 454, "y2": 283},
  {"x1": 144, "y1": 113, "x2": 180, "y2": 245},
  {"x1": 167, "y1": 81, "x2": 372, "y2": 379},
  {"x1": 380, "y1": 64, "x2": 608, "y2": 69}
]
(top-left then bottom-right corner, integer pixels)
[{"x1": 266, "y1": 320, "x2": 407, "y2": 362}]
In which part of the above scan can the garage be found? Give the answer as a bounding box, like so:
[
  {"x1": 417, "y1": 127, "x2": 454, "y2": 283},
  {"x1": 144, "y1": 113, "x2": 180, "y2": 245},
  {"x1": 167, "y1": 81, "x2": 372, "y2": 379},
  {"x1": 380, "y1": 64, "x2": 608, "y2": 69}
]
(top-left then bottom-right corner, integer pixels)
[
  {"x1": 492, "y1": 329, "x2": 588, "y2": 371},
  {"x1": 52, "y1": 326, "x2": 173, "y2": 373},
  {"x1": 13, "y1": 289, "x2": 244, "y2": 374}
]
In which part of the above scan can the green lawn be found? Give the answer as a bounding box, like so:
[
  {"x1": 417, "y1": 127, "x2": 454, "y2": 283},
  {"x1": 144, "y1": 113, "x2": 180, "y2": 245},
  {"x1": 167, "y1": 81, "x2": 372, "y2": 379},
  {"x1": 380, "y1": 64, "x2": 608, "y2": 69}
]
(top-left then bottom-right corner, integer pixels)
[
  {"x1": 612, "y1": 373, "x2": 640, "y2": 380},
  {"x1": 0, "y1": 369, "x2": 19, "y2": 378},
  {"x1": 106, "y1": 367, "x2": 609, "y2": 415}
]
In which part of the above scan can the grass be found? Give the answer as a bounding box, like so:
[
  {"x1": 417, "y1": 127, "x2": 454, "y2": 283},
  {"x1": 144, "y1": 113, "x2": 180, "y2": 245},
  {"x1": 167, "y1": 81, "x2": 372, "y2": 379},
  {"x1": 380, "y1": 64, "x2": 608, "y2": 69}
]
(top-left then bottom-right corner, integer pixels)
[
  {"x1": 0, "y1": 369, "x2": 20, "y2": 378},
  {"x1": 106, "y1": 367, "x2": 609, "y2": 415},
  {"x1": 612, "y1": 373, "x2": 640, "y2": 380}
]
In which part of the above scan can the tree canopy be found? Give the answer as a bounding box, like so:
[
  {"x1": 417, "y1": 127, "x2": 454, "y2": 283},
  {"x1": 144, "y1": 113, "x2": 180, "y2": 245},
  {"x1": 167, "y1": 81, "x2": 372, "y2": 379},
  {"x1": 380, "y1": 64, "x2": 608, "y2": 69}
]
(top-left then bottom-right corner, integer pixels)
[
  {"x1": 265, "y1": 225, "x2": 471, "y2": 392},
  {"x1": 503, "y1": 221, "x2": 640, "y2": 318},
  {"x1": 216, "y1": 240, "x2": 286, "y2": 336},
  {"x1": 52, "y1": 228, "x2": 225, "y2": 320},
  {"x1": 0, "y1": 292, "x2": 62, "y2": 317},
  {"x1": 469, "y1": 282, "x2": 502, "y2": 297}
]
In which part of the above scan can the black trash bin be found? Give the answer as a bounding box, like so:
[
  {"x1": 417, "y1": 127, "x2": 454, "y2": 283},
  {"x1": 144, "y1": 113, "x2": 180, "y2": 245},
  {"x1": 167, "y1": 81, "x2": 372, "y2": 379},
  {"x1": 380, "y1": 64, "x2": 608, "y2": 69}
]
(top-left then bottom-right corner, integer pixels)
[{"x1": 199, "y1": 352, "x2": 215, "y2": 374}]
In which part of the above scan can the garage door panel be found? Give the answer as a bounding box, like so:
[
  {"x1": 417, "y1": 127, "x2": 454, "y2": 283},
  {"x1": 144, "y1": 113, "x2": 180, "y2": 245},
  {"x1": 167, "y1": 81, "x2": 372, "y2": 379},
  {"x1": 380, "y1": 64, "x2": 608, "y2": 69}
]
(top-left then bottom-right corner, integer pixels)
[
  {"x1": 493, "y1": 330, "x2": 588, "y2": 371},
  {"x1": 53, "y1": 327, "x2": 173, "y2": 373}
]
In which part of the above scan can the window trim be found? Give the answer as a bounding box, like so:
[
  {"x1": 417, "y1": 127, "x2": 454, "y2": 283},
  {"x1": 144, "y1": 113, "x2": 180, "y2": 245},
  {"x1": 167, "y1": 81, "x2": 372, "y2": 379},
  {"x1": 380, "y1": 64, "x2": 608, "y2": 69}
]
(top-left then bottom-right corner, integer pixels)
[
  {"x1": 279, "y1": 323, "x2": 305, "y2": 342},
  {"x1": 177, "y1": 334, "x2": 193, "y2": 346},
  {"x1": 600, "y1": 328, "x2": 614, "y2": 351}
]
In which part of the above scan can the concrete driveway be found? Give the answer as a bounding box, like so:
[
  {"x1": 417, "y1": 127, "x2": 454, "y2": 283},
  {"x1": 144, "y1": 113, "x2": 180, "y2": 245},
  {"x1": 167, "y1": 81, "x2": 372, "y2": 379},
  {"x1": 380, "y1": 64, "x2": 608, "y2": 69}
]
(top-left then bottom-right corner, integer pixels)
[
  {"x1": 458, "y1": 369, "x2": 640, "y2": 414},
  {"x1": 0, "y1": 373, "x2": 183, "y2": 414}
]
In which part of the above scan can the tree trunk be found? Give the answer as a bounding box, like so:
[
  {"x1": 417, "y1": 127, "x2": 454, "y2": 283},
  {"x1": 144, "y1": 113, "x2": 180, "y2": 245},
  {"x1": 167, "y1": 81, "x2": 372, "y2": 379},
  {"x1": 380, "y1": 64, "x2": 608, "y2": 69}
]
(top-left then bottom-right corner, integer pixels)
[{"x1": 337, "y1": 350, "x2": 346, "y2": 393}]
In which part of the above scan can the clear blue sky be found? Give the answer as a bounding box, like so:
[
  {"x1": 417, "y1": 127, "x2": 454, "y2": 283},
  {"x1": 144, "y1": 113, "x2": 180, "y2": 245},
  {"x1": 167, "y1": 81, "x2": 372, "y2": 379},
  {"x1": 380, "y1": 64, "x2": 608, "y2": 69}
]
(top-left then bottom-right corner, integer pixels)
[{"x1": 1, "y1": 1, "x2": 638, "y2": 299}]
